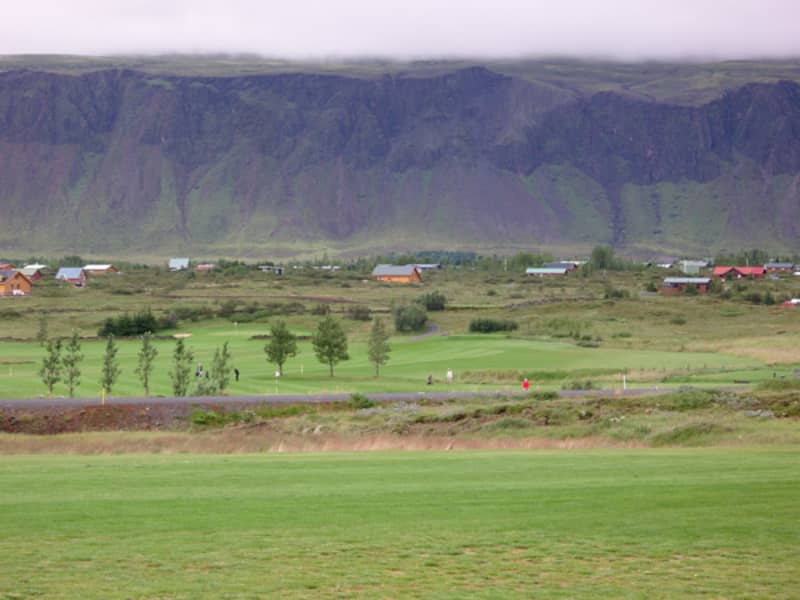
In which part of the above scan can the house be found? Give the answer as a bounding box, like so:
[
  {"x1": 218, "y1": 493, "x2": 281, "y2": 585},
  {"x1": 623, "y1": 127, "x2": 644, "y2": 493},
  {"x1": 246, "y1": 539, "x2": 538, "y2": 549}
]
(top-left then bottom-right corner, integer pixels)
[
  {"x1": 661, "y1": 277, "x2": 711, "y2": 295},
  {"x1": 764, "y1": 262, "x2": 795, "y2": 273},
  {"x1": 0, "y1": 263, "x2": 16, "y2": 270},
  {"x1": 55, "y1": 267, "x2": 87, "y2": 286},
  {"x1": 780, "y1": 298, "x2": 800, "y2": 307},
  {"x1": 194, "y1": 263, "x2": 215, "y2": 271},
  {"x1": 258, "y1": 265, "x2": 285, "y2": 275},
  {"x1": 83, "y1": 264, "x2": 119, "y2": 275},
  {"x1": 372, "y1": 264, "x2": 422, "y2": 283},
  {"x1": 544, "y1": 261, "x2": 579, "y2": 272},
  {"x1": 0, "y1": 270, "x2": 32, "y2": 296},
  {"x1": 169, "y1": 258, "x2": 190, "y2": 271},
  {"x1": 678, "y1": 260, "x2": 708, "y2": 275},
  {"x1": 526, "y1": 267, "x2": 570, "y2": 276},
  {"x1": 19, "y1": 266, "x2": 44, "y2": 281},
  {"x1": 713, "y1": 266, "x2": 765, "y2": 280}
]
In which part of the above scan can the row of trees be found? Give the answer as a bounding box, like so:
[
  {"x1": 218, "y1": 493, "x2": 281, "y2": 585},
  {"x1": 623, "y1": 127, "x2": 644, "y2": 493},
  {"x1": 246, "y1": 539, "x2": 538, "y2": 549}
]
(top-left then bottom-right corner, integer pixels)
[
  {"x1": 39, "y1": 332, "x2": 233, "y2": 398},
  {"x1": 265, "y1": 315, "x2": 391, "y2": 377},
  {"x1": 40, "y1": 334, "x2": 122, "y2": 397},
  {"x1": 39, "y1": 315, "x2": 390, "y2": 397}
]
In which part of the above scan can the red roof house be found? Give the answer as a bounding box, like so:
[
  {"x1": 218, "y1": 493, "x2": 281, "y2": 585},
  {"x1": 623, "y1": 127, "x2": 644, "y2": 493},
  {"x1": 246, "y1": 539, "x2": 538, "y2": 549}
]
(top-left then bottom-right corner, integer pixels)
[{"x1": 713, "y1": 266, "x2": 765, "y2": 280}]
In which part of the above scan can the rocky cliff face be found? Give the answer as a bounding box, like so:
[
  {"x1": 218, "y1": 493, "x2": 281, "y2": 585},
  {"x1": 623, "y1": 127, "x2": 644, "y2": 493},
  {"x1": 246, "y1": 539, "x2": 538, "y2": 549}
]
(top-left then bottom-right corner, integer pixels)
[{"x1": 0, "y1": 64, "x2": 799, "y2": 257}]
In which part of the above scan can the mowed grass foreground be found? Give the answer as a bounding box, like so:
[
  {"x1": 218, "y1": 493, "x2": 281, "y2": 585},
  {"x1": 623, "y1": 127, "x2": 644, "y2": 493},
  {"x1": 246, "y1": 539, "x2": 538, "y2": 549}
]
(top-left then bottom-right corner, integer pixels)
[{"x1": 2, "y1": 448, "x2": 798, "y2": 598}]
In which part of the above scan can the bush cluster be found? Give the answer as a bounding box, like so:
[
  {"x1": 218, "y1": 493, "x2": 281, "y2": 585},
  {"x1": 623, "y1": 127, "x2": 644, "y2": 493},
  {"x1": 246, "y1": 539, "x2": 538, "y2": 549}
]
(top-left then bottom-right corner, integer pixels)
[
  {"x1": 345, "y1": 305, "x2": 372, "y2": 321},
  {"x1": 394, "y1": 304, "x2": 428, "y2": 332},
  {"x1": 469, "y1": 318, "x2": 519, "y2": 333},
  {"x1": 98, "y1": 310, "x2": 162, "y2": 337},
  {"x1": 417, "y1": 291, "x2": 447, "y2": 311}
]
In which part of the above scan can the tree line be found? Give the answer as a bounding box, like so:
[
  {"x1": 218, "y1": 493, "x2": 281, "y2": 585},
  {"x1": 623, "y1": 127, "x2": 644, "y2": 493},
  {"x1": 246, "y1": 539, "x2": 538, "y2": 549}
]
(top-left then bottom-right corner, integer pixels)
[{"x1": 38, "y1": 315, "x2": 393, "y2": 398}]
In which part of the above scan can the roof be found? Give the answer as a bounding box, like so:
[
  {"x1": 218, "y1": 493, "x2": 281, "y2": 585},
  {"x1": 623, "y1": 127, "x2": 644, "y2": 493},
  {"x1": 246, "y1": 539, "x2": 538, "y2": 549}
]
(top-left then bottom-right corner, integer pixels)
[
  {"x1": 663, "y1": 277, "x2": 711, "y2": 284},
  {"x1": 0, "y1": 270, "x2": 31, "y2": 285},
  {"x1": 414, "y1": 263, "x2": 442, "y2": 270},
  {"x1": 56, "y1": 267, "x2": 85, "y2": 279},
  {"x1": 372, "y1": 264, "x2": 420, "y2": 277},
  {"x1": 83, "y1": 264, "x2": 114, "y2": 270},
  {"x1": 544, "y1": 261, "x2": 578, "y2": 269},
  {"x1": 19, "y1": 266, "x2": 42, "y2": 276},
  {"x1": 526, "y1": 267, "x2": 569, "y2": 275},
  {"x1": 679, "y1": 260, "x2": 708, "y2": 267},
  {"x1": 713, "y1": 266, "x2": 765, "y2": 276},
  {"x1": 24, "y1": 264, "x2": 47, "y2": 270},
  {"x1": 764, "y1": 262, "x2": 795, "y2": 269},
  {"x1": 169, "y1": 258, "x2": 190, "y2": 269}
]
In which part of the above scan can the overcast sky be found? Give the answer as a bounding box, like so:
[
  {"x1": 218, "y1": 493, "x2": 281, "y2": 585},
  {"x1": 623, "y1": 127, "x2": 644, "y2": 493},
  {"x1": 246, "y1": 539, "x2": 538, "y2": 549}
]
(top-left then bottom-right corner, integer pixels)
[{"x1": 2, "y1": 0, "x2": 799, "y2": 61}]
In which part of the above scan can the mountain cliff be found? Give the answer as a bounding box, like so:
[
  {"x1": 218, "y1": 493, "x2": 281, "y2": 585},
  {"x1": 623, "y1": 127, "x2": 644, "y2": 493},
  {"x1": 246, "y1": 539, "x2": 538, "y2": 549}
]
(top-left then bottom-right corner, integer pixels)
[{"x1": 1, "y1": 59, "x2": 799, "y2": 258}]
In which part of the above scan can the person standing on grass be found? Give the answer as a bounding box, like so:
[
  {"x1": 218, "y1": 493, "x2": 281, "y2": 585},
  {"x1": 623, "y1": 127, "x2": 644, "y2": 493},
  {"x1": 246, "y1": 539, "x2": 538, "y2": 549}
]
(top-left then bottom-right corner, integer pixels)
[
  {"x1": 234, "y1": 367, "x2": 240, "y2": 382},
  {"x1": 523, "y1": 378, "x2": 530, "y2": 392},
  {"x1": 446, "y1": 368, "x2": 453, "y2": 384}
]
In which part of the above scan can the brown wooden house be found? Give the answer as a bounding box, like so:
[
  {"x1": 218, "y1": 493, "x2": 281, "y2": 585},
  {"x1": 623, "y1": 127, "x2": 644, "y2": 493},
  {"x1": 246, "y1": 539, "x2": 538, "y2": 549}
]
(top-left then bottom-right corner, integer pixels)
[
  {"x1": 0, "y1": 270, "x2": 32, "y2": 296},
  {"x1": 372, "y1": 264, "x2": 423, "y2": 283}
]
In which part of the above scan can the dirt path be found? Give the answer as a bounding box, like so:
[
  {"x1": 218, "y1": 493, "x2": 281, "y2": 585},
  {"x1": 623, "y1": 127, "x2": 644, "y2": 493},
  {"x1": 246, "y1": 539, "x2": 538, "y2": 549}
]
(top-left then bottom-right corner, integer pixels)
[{"x1": 410, "y1": 323, "x2": 448, "y2": 341}]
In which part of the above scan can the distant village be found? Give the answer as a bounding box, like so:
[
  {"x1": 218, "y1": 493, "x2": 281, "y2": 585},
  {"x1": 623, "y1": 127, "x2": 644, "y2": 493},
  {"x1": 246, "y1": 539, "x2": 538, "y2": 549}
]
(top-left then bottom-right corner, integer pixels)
[{"x1": 1, "y1": 256, "x2": 800, "y2": 306}]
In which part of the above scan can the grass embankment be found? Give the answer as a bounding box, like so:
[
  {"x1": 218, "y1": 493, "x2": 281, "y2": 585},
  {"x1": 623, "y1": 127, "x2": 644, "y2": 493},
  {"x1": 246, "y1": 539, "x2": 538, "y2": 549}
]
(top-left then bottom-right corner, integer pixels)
[
  {"x1": 3, "y1": 387, "x2": 799, "y2": 451},
  {"x1": 0, "y1": 448, "x2": 798, "y2": 598}
]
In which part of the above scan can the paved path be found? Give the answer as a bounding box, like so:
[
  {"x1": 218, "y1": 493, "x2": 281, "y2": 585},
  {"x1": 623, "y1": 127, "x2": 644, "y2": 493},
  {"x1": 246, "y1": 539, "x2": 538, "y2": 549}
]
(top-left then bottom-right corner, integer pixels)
[{"x1": 0, "y1": 387, "x2": 680, "y2": 410}]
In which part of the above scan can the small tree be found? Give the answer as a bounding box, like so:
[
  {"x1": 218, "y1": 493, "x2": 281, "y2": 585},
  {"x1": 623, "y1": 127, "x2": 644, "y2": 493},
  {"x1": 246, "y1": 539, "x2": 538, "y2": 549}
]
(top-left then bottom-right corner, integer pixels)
[
  {"x1": 312, "y1": 315, "x2": 349, "y2": 377},
  {"x1": 135, "y1": 332, "x2": 159, "y2": 396},
  {"x1": 211, "y1": 341, "x2": 232, "y2": 393},
  {"x1": 367, "y1": 317, "x2": 391, "y2": 377},
  {"x1": 170, "y1": 338, "x2": 194, "y2": 397},
  {"x1": 100, "y1": 336, "x2": 121, "y2": 395},
  {"x1": 36, "y1": 313, "x2": 48, "y2": 347},
  {"x1": 264, "y1": 320, "x2": 297, "y2": 376},
  {"x1": 39, "y1": 338, "x2": 62, "y2": 396},
  {"x1": 61, "y1": 330, "x2": 83, "y2": 398}
]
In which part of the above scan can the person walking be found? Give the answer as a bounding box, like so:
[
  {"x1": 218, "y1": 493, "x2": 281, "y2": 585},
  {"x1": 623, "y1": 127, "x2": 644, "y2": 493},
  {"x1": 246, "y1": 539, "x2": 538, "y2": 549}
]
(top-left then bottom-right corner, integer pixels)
[
  {"x1": 522, "y1": 378, "x2": 530, "y2": 392},
  {"x1": 234, "y1": 367, "x2": 240, "y2": 382}
]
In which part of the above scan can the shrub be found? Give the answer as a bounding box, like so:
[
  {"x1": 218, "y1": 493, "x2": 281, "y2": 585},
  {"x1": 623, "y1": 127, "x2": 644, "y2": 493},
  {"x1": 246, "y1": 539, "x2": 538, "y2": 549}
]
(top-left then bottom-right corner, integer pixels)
[
  {"x1": 172, "y1": 305, "x2": 215, "y2": 321},
  {"x1": 743, "y1": 291, "x2": 762, "y2": 304},
  {"x1": 393, "y1": 304, "x2": 428, "y2": 332},
  {"x1": 311, "y1": 303, "x2": 331, "y2": 316},
  {"x1": 345, "y1": 304, "x2": 372, "y2": 321},
  {"x1": 417, "y1": 291, "x2": 447, "y2": 311},
  {"x1": 561, "y1": 379, "x2": 594, "y2": 391},
  {"x1": 604, "y1": 286, "x2": 630, "y2": 299},
  {"x1": 98, "y1": 310, "x2": 160, "y2": 337},
  {"x1": 528, "y1": 390, "x2": 558, "y2": 401},
  {"x1": 670, "y1": 316, "x2": 687, "y2": 325},
  {"x1": 217, "y1": 299, "x2": 239, "y2": 318},
  {"x1": 350, "y1": 392, "x2": 376, "y2": 409},
  {"x1": 469, "y1": 318, "x2": 519, "y2": 333}
]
